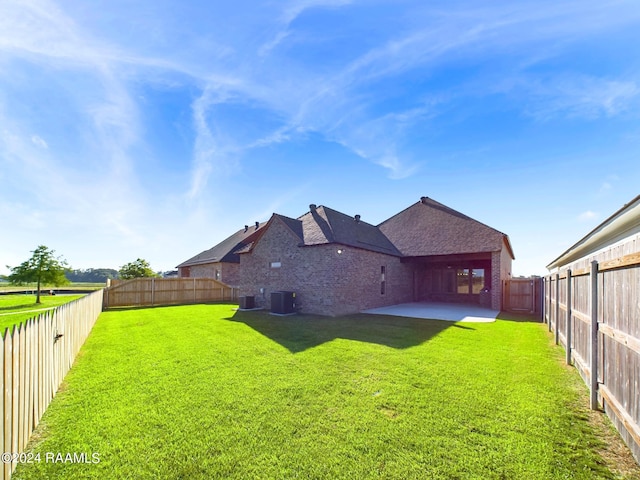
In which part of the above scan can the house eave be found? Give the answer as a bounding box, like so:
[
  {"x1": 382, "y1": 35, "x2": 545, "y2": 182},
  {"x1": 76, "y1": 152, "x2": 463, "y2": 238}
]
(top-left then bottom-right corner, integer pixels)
[
  {"x1": 176, "y1": 258, "x2": 226, "y2": 268},
  {"x1": 299, "y1": 241, "x2": 403, "y2": 257},
  {"x1": 546, "y1": 194, "x2": 640, "y2": 270}
]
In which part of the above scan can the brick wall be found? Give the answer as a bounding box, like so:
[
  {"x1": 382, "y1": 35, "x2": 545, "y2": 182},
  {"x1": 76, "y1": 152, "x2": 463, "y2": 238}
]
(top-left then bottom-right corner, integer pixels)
[
  {"x1": 239, "y1": 217, "x2": 412, "y2": 316},
  {"x1": 490, "y1": 246, "x2": 512, "y2": 310},
  {"x1": 178, "y1": 262, "x2": 241, "y2": 287}
]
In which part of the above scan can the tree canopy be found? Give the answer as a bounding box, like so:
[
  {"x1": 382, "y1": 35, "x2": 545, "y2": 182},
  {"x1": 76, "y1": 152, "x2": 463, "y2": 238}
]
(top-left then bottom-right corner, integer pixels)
[
  {"x1": 66, "y1": 268, "x2": 119, "y2": 283},
  {"x1": 7, "y1": 245, "x2": 69, "y2": 303},
  {"x1": 118, "y1": 258, "x2": 159, "y2": 280}
]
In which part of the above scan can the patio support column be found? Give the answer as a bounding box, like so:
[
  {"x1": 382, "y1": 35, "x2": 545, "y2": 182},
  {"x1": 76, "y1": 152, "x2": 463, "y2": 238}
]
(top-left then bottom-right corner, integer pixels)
[{"x1": 490, "y1": 251, "x2": 501, "y2": 311}]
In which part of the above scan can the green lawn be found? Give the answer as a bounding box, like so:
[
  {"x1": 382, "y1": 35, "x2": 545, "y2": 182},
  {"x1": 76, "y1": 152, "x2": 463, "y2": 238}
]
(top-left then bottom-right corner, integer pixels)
[
  {"x1": 0, "y1": 283, "x2": 105, "y2": 293},
  {"x1": 13, "y1": 304, "x2": 638, "y2": 479},
  {"x1": 0, "y1": 294, "x2": 85, "y2": 331}
]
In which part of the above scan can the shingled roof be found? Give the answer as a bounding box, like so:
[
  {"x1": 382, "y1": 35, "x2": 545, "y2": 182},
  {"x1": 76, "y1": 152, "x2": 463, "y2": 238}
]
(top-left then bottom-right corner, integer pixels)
[
  {"x1": 297, "y1": 205, "x2": 401, "y2": 256},
  {"x1": 378, "y1": 196, "x2": 515, "y2": 259},
  {"x1": 176, "y1": 222, "x2": 267, "y2": 268},
  {"x1": 178, "y1": 197, "x2": 514, "y2": 268},
  {"x1": 236, "y1": 206, "x2": 402, "y2": 256}
]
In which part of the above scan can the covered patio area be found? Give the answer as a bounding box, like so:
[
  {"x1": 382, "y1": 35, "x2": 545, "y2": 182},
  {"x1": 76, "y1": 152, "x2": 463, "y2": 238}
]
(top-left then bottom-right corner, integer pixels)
[{"x1": 362, "y1": 301, "x2": 499, "y2": 323}]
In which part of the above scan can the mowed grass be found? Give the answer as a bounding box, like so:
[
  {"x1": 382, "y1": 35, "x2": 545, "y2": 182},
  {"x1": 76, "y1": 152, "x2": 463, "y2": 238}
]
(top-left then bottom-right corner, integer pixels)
[
  {"x1": 0, "y1": 294, "x2": 85, "y2": 331},
  {"x1": 13, "y1": 304, "x2": 633, "y2": 479}
]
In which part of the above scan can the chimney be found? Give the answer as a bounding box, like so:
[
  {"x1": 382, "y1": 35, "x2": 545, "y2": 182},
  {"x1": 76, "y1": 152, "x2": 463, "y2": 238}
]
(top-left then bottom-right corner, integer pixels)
[
  {"x1": 309, "y1": 204, "x2": 317, "y2": 211},
  {"x1": 354, "y1": 214, "x2": 361, "y2": 223},
  {"x1": 255, "y1": 221, "x2": 259, "y2": 230},
  {"x1": 244, "y1": 225, "x2": 248, "y2": 233}
]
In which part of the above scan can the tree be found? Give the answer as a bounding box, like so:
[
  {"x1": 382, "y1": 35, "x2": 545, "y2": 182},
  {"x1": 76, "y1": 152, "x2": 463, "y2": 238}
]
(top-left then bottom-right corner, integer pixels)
[
  {"x1": 118, "y1": 258, "x2": 159, "y2": 280},
  {"x1": 66, "y1": 268, "x2": 119, "y2": 283},
  {"x1": 7, "y1": 245, "x2": 69, "y2": 303}
]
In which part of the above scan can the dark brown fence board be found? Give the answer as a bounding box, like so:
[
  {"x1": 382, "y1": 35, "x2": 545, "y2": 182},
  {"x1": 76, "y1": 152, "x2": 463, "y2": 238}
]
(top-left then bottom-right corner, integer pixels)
[{"x1": 545, "y1": 250, "x2": 640, "y2": 464}]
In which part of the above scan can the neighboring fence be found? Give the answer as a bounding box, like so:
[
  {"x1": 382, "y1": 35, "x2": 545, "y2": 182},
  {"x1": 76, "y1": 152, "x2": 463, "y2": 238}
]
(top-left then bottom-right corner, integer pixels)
[
  {"x1": 503, "y1": 277, "x2": 543, "y2": 315},
  {"x1": 0, "y1": 290, "x2": 104, "y2": 480},
  {"x1": 103, "y1": 277, "x2": 237, "y2": 309},
  {"x1": 544, "y1": 252, "x2": 640, "y2": 463}
]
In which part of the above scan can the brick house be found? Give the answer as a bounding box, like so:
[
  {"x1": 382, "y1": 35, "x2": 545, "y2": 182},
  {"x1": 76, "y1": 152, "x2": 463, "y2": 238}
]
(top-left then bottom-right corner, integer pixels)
[
  {"x1": 176, "y1": 221, "x2": 266, "y2": 286},
  {"x1": 177, "y1": 196, "x2": 514, "y2": 316},
  {"x1": 379, "y1": 197, "x2": 514, "y2": 311}
]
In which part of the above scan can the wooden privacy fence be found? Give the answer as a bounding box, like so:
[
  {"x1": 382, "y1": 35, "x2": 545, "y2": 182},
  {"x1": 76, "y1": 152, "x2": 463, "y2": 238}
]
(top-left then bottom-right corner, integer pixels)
[
  {"x1": 503, "y1": 277, "x2": 543, "y2": 314},
  {"x1": 104, "y1": 277, "x2": 237, "y2": 309},
  {"x1": 544, "y1": 252, "x2": 640, "y2": 463},
  {"x1": 0, "y1": 290, "x2": 104, "y2": 480}
]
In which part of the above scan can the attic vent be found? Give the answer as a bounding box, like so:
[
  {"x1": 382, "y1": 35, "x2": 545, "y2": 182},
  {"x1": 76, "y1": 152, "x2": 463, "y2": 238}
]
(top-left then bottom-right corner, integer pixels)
[
  {"x1": 255, "y1": 221, "x2": 259, "y2": 230},
  {"x1": 354, "y1": 214, "x2": 361, "y2": 223},
  {"x1": 244, "y1": 225, "x2": 248, "y2": 233},
  {"x1": 309, "y1": 204, "x2": 317, "y2": 211}
]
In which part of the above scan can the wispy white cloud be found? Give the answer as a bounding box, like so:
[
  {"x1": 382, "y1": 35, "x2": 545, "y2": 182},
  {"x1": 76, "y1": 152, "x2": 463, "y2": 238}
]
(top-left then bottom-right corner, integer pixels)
[
  {"x1": 578, "y1": 210, "x2": 598, "y2": 222},
  {"x1": 519, "y1": 75, "x2": 640, "y2": 120},
  {"x1": 2, "y1": 0, "x2": 639, "y2": 276},
  {"x1": 259, "y1": 0, "x2": 353, "y2": 56},
  {"x1": 0, "y1": 0, "x2": 155, "y2": 254},
  {"x1": 30, "y1": 135, "x2": 48, "y2": 149},
  {"x1": 188, "y1": 86, "x2": 242, "y2": 200},
  {"x1": 596, "y1": 174, "x2": 620, "y2": 197}
]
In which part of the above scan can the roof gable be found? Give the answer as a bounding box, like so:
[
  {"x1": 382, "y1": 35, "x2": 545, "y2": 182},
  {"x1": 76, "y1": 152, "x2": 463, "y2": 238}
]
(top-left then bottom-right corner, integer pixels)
[
  {"x1": 176, "y1": 222, "x2": 267, "y2": 268},
  {"x1": 236, "y1": 213, "x2": 304, "y2": 255},
  {"x1": 379, "y1": 196, "x2": 514, "y2": 258},
  {"x1": 178, "y1": 196, "x2": 516, "y2": 268},
  {"x1": 298, "y1": 205, "x2": 401, "y2": 256}
]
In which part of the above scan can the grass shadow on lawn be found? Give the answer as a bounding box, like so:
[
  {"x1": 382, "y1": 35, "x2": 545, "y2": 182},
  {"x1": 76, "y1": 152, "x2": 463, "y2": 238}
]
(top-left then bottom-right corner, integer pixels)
[
  {"x1": 0, "y1": 303, "x2": 36, "y2": 311},
  {"x1": 498, "y1": 311, "x2": 544, "y2": 323},
  {"x1": 224, "y1": 309, "x2": 474, "y2": 353}
]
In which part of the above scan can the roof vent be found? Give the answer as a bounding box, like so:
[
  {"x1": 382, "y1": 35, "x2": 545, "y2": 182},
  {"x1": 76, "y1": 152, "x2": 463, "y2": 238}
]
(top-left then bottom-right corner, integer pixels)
[
  {"x1": 244, "y1": 225, "x2": 248, "y2": 233},
  {"x1": 309, "y1": 204, "x2": 317, "y2": 211},
  {"x1": 255, "y1": 221, "x2": 259, "y2": 230},
  {"x1": 354, "y1": 214, "x2": 361, "y2": 223},
  {"x1": 420, "y1": 196, "x2": 428, "y2": 204}
]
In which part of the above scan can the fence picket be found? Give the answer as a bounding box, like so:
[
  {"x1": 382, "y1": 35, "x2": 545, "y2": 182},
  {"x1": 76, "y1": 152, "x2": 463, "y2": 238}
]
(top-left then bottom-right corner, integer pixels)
[
  {"x1": 0, "y1": 290, "x2": 103, "y2": 480},
  {"x1": 4, "y1": 328, "x2": 13, "y2": 480}
]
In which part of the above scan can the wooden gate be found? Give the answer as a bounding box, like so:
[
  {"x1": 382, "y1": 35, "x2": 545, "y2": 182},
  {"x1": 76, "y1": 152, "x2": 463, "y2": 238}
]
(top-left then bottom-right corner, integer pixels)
[{"x1": 504, "y1": 277, "x2": 542, "y2": 314}]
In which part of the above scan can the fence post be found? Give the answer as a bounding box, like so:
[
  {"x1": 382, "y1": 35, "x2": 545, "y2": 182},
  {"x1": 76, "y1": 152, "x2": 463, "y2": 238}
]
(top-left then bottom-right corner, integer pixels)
[
  {"x1": 151, "y1": 278, "x2": 155, "y2": 306},
  {"x1": 554, "y1": 273, "x2": 560, "y2": 344},
  {"x1": 546, "y1": 276, "x2": 551, "y2": 330},
  {"x1": 589, "y1": 260, "x2": 599, "y2": 410},
  {"x1": 566, "y1": 270, "x2": 572, "y2": 365},
  {"x1": 540, "y1": 277, "x2": 547, "y2": 323}
]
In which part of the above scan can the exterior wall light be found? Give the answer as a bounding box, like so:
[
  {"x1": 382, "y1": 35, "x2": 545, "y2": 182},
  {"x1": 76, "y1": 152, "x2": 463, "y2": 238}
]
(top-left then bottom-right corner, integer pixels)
[{"x1": 337, "y1": 249, "x2": 344, "y2": 254}]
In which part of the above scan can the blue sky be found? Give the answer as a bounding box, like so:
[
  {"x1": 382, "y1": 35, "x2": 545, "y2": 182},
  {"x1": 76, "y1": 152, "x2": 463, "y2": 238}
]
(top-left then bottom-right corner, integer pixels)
[{"x1": 1, "y1": 0, "x2": 639, "y2": 277}]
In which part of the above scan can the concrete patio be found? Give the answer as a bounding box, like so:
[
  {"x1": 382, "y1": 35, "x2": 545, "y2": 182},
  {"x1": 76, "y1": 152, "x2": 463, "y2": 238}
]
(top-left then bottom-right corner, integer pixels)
[{"x1": 362, "y1": 302, "x2": 499, "y2": 323}]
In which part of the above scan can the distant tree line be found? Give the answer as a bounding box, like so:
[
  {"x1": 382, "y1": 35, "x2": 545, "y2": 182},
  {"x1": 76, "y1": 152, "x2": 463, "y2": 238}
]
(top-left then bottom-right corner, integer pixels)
[
  {"x1": 6, "y1": 246, "x2": 175, "y2": 295},
  {"x1": 65, "y1": 268, "x2": 119, "y2": 283}
]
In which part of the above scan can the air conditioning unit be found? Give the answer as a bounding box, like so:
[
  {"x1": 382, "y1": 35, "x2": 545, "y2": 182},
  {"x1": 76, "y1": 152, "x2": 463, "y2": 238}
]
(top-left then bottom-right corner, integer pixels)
[
  {"x1": 239, "y1": 296, "x2": 255, "y2": 310},
  {"x1": 270, "y1": 291, "x2": 295, "y2": 314}
]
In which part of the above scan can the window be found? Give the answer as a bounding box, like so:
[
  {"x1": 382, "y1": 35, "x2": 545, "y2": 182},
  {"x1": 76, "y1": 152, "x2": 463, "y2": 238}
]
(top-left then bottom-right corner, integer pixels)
[
  {"x1": 472, "y1": 269, "x2": 485, "y2": 294},
  {"x1": 456, "y1": 268, "x2": 487, "y2": 294},
  {"x1": 457, "y1": 269, "x2": 470, "y2": 294},
  {"x1": 430, "y1": 267, "x2": 485, "y2": 295},
  {"x1": 380, "y1": 266, "x2": 386, "y2": 295}
]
